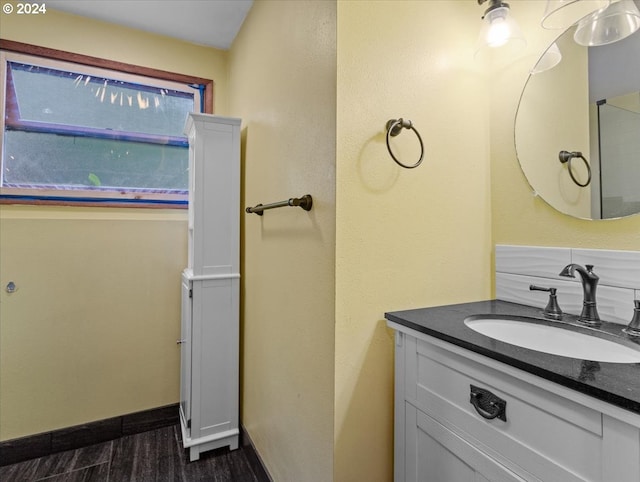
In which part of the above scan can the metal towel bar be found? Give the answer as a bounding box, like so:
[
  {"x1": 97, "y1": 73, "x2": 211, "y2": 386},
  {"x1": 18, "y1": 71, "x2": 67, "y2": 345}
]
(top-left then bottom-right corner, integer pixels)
[
  {"x1": 246, "y1": 194, "x2": 313, "y2": 216},
  {"x1": 385, "y1": 118, "x2": 424, "y2": 169}
]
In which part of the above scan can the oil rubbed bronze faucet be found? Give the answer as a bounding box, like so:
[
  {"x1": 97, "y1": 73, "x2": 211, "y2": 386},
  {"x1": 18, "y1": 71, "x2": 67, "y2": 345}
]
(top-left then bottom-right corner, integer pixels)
[{"x1": 559, "y1": 264, "x2": 600, "y2": 325}]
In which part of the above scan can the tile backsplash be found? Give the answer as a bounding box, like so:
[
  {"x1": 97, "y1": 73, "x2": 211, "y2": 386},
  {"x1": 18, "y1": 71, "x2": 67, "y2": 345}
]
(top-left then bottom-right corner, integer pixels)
[{"x1": 495, "y1": 245, "x2": 640, "y2": 325}]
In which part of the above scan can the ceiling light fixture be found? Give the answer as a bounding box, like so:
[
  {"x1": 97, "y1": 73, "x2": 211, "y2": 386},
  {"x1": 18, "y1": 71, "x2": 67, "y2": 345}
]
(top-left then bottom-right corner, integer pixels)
[
  {"x1": 530, "y1": 42, "x2": 563, "y2": 74},
  {"x1": 573, "y1": 0, "x2": 640, "y2": 46},
  {"x1": 541, "y1": 0, "x2": 611, "y2": 30},
  {"x1": 476, "y1": 0, "x2": 526, "y2": 56}
]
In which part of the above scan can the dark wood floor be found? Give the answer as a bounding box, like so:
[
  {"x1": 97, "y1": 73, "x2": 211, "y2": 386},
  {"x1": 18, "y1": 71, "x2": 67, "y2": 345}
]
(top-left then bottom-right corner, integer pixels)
[{"x1": 0, "y1": 424, "x2": 270, "y2": 482}]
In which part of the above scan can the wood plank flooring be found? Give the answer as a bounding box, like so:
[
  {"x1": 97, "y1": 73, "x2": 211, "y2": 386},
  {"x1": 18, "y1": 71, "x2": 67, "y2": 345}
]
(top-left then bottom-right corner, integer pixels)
[{"x1": 0, "y1": 424, "x2": 270, "y2": 481}]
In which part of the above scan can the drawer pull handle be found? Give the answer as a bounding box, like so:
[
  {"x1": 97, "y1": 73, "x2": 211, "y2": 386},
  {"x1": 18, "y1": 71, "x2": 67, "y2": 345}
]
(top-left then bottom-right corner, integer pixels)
[{"x1": 470, "y1": 385, "x2": 507, "y2": 422}]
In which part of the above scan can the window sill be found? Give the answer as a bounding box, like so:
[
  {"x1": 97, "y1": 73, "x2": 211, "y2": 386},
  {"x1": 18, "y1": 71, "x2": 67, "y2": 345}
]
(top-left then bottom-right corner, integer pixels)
[{"x1": 0, "y1": 193, "x2": 187, "y2": 209}]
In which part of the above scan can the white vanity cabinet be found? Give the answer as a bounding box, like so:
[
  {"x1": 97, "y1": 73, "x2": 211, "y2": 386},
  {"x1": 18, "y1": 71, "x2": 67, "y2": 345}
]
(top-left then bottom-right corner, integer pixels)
[
  {"x1": 179, "y1": 114, "x2": 241, "y2": 461},
  {"x1": 389, "y1": 324, "x2": 640, "y2": 482}
]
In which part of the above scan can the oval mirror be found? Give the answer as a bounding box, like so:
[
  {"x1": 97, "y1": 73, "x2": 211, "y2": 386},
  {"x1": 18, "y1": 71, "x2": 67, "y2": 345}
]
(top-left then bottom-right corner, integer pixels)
[{"x1": 515, "y1": 19, "x2": 640, "y2": 220}]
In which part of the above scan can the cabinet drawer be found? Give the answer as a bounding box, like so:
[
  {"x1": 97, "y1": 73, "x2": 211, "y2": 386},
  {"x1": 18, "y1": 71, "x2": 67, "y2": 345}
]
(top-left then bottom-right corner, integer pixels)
[
  {"x1": 404, "y1": 402, "x2": 527, "y2": 482},
  {"x1": 409, "y1": 337, "x2": 603, "y2": 482}
]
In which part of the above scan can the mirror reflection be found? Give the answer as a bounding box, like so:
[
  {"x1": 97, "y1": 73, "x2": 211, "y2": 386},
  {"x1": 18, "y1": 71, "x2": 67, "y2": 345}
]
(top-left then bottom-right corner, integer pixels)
[{"x1": 515, "y1": 19, "x2": 640, "y2": 220}]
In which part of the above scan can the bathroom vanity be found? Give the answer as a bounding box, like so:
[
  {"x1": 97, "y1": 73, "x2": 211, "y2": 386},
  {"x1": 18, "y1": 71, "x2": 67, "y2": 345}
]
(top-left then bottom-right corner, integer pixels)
[
  {"x1": 386, "y1": 300, "x2": 640, "y2": 482},
  {"x1": 180, "y1": 114, "x2": 241, "y2": 461}
]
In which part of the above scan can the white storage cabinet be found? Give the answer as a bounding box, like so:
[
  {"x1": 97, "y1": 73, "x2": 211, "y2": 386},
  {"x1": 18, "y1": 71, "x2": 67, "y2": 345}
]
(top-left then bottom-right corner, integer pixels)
[
  {"x1": 179, "y1": 113, "x2": 241, "y2": 461},
  {"x1": 389, "y1": 323, "x2": 640, "y2": 482}
]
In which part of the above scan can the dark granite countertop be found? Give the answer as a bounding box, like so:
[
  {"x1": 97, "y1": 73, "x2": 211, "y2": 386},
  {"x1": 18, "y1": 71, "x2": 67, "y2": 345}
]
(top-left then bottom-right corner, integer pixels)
[{"x1": 385, "y1": 300, "x2": 640, "y2": 416}]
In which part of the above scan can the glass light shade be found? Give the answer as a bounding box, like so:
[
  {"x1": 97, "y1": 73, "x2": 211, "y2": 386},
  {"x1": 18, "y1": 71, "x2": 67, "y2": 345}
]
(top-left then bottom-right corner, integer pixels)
[
  {"x1": 574, "y1": 0, "x2": 640, "y2": 46},
  {"x1": 530, "y1": 42, "x2": 562, "y2": 74},
  {"x1": 541, "y1": 0, "x2": 610, "y2": 29},
  {"x1": 475, "y1": 6, "x2": 526, "y2": 55}
]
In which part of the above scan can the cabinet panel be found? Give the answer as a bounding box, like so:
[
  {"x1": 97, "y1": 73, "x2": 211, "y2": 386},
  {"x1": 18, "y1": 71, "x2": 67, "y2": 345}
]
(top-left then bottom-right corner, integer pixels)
[
  {"x1": 197, "y1": 126, "x2": 236, "y2": 274},
  {"x1": 405, "y1": 402, "x2": 527, "y2": 482},
  {"x1": 411, "y1": 339, "x2": 602, "y2": 482},
  {"x1": 390, "y1": 323, "x2": 640, "y2": 482},
  {"x1": 602, "y1": 415, "x2": 640, "y2": 482},
  {"x1": 179, "y1": 277, "x2": 192, "y2": 437},
  {"x1": 191, "y1": 278, "x2": 238, "y2": 436},
  {"x1": 392, "y1": 328, "x2": 640, "y2": 482},
  {"x1": 186, "y1": 115, "x2": 240, "y2": 277}
]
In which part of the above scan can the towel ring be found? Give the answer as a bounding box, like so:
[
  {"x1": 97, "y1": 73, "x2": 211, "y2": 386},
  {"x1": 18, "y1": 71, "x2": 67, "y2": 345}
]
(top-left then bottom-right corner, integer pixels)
[
  {"x1": 385, "y1": 118, "x2": 424, "y2": 169},
  {"x1": 559, "y1": 150, "x2": 591, "y2": 187}
]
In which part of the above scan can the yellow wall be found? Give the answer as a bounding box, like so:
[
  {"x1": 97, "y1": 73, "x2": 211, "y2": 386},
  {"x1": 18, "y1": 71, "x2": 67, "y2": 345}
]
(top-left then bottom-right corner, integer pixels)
[
  {"x1": 229, "y1": 2, "x2": 491, "y2": 480},
  {"x1": 336, "y1": 1, "x2": 492, "y2": 480},
  {"x1": 491, "y1": 0, "x2": 640, "y2": 248},
  {"x1": 0, "y1": 8, "x2": 229, "y2": 440},
  {"x1": 0, "y1": 207, "x2": 186, "y2": 439},
  {"x1": 228, "y1": 1, "x2": 336, "y2": 481}
]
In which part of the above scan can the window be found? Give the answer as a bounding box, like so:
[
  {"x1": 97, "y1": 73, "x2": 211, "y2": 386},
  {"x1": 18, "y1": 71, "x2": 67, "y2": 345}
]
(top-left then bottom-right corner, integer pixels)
[{"x1": 0, "y1": 41, "x2": 213, "y2": 207}]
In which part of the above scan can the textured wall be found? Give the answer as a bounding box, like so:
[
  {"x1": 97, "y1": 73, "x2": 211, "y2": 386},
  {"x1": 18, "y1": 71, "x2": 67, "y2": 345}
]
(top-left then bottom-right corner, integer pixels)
[
  {"x1": 336, "y1": 1, "x2": 492, "y2": 479},
  {"x1": 228, "y1": 1, "x2": 337, "y2": 481},
  {"x1": 0, "y1": 9, "x2": 227, "y2": 440},
  {"x1": 0, "y1": 208, "x2": 186, "y2": 439}
]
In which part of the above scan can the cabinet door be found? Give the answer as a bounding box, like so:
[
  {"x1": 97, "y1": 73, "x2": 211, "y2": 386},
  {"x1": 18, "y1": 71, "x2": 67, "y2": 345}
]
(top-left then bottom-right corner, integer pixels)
[
  {"x1": 179, "y1": 277, "x2": 192, "y2": 436},
  {"x1": 192, "y1": 277, "x2": 238, "y2": 438},
  {"x1": 404, "y1": 403, "x2": 527, "y2": 482},
  {"x1": 188, "y1": 118, "x2": 240, "y2": 277}
]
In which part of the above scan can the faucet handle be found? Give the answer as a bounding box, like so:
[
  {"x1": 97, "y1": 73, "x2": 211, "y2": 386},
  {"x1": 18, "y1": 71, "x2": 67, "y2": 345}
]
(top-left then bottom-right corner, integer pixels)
[
  {"x1": 530, "y1": 284, "x2": 555, "y2": 294},
  {"x1": 530, "y1": 285, "x2": 563, "y2": 320},
  {"x1": 623, "y1": 300, "x2": 640, "y2": 337}
]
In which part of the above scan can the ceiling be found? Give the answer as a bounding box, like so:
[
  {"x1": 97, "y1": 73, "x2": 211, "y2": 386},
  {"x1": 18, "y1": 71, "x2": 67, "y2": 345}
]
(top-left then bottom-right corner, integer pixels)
[{"x1": 45, "y1": 0, "x2": 254, "y2": 50}]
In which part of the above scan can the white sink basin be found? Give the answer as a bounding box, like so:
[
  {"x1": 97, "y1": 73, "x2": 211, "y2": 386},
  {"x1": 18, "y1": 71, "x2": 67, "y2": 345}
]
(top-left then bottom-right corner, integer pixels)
[{"x1": 464, "y1": 316, "x2": 640, "y2": 363}]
